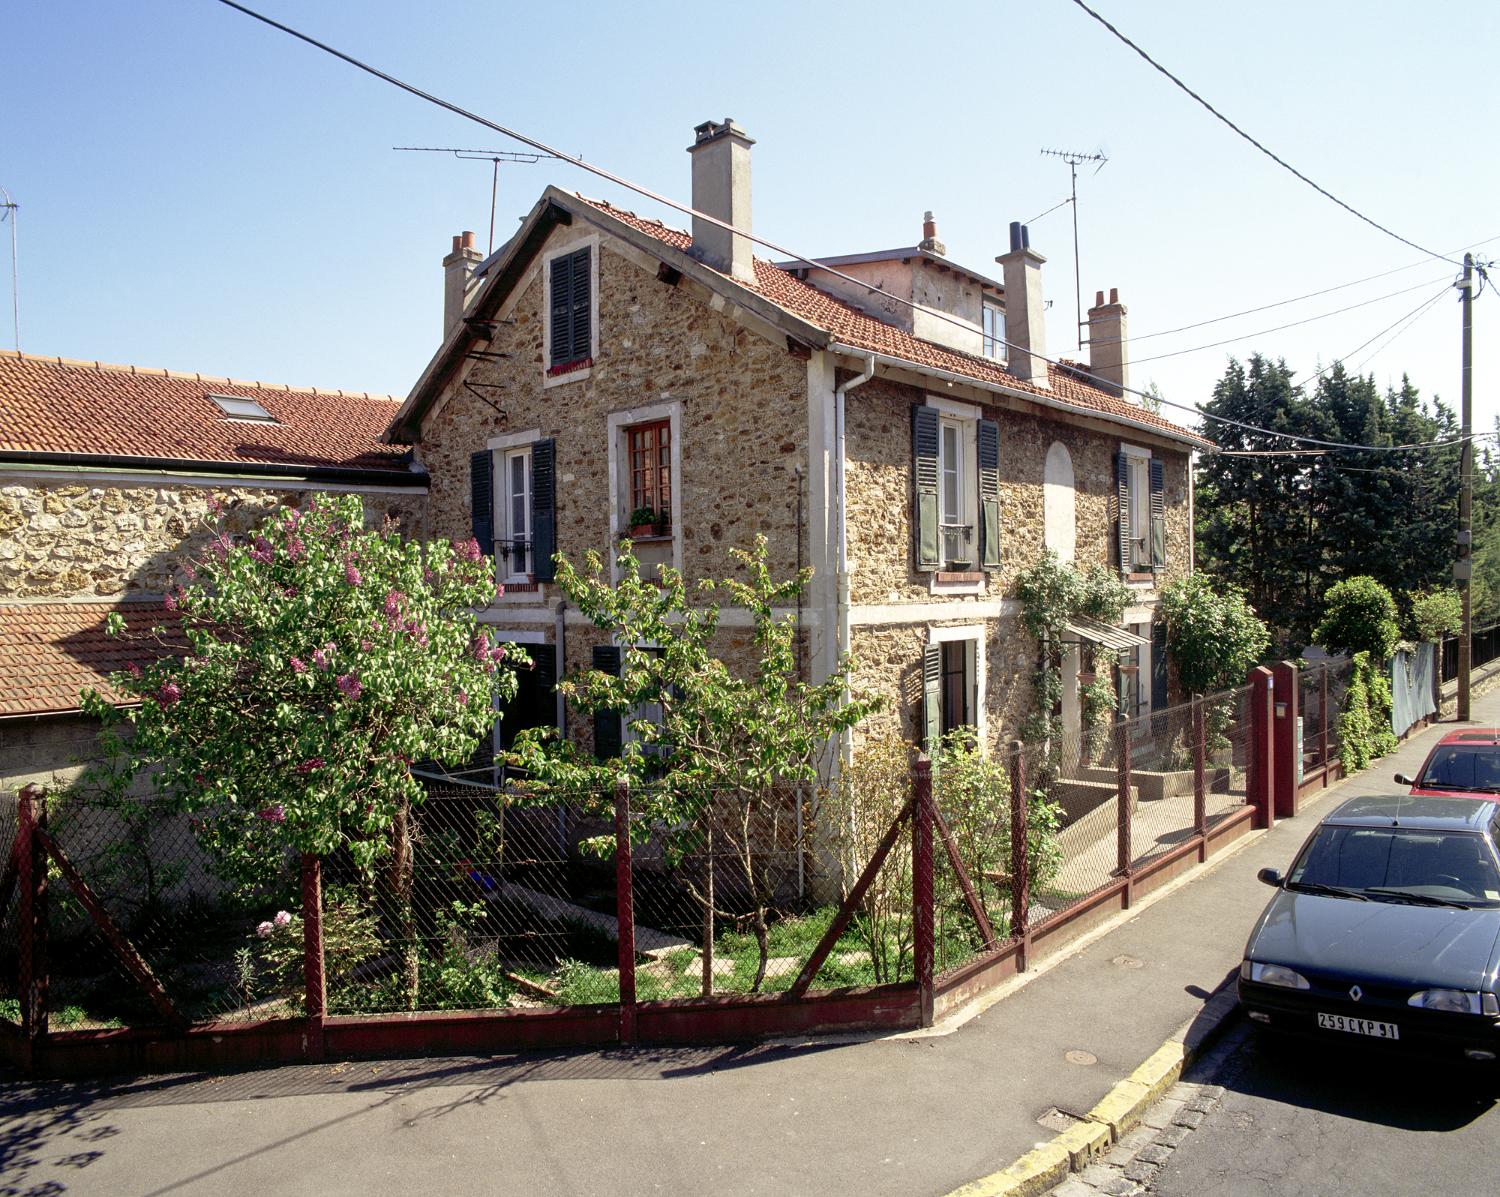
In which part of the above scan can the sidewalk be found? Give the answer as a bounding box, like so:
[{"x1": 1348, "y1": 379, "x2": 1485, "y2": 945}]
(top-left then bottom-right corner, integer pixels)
[{"x1": 5, "y1": 698, "x2": 1499, "y2": 1197}]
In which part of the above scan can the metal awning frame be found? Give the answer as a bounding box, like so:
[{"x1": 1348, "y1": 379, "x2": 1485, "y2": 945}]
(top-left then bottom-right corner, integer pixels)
[{"x1": 1059, "y1": 616, "x2": 1149, "y2": 652}]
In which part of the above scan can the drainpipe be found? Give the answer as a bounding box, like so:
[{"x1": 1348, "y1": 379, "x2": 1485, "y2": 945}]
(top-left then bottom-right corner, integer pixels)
[{"x1": 835, "y1": 354, "x2": 876, "y2": 764}]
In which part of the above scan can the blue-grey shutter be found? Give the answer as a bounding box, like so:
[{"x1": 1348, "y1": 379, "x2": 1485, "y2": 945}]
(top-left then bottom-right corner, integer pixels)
[
  {"x1": 549, "y1": 255, "x2": 571, "y2": 366},
  {"x1": 470, "y1": 451, "x2": 494, "y2": 558},
  {"x1": 1115, "y1": 452, "x2": 1131, "y2": 576},
  {"x1": 531, "y1": 438, "x2": 557, "y2": 582},
  {"x1": 922, "y1": 644, "x2": 942, "y2": 748},
  {"x1": 569, "y1": 248, "x2": 591, "y2": 362},
  {"x1": 1148, "y1": 459, "x2": 1166, "y2": 571},
  {"x1": 913, "y1": 406, "x2": 940, "y2": 572},
  {"x1": 977, "y1": 418, "x2": 1001, "y2": 572},
  {"x1": 592, "y1": 644, "x2": 623, "y2": 760},
  {"x1": 1151, "y1": 622, "x2": 1169, "y2": 711}
]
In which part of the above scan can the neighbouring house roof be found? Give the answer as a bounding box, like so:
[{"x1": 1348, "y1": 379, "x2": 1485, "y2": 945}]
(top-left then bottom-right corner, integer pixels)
[
  {"x1": 770, "y1": 246, "x2": 1006, "y2": 294},
  {"x1": 0, "y1": 350, "x2": 423, "y2": 481},
  {"x1": 0, "y1": 602, "x2": 178, "y2": 718},
  {"x1": 386, "y1": 187, "x2": 1209, "y2": 450}
]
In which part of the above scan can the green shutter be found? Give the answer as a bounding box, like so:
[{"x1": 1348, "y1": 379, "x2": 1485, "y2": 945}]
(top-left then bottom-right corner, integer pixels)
[
  {"x1": 470, "y1": 451, "x2": 494, "y2": 558},
  {"x1": 1115, "y1": 451, "x2": 1131, "y2": 576},
  {"x1": 913, "y1": 406, "x2": 940, "y2": 572},
  {"x1": 592, "y1": 644, "x2": 623, "y2": 760},
  {"x1": 977, "y1": 418, "x2": 1001, "y2": 572},
  {"x1": 922, "y1": 643, "x2": 941, "y2": 748},
  {"x1": 569, "y1": 248, "x2": 591, "y2": 361},
  {"x1": 1148, "y1": 459, "x2": 1166, "y2": 571},
  {"x1": 531, "y1": 438, "x2": 557, "y2": 582},
  {"x1": 549, "y1": 255, "x2": 572, "y2": 366}
]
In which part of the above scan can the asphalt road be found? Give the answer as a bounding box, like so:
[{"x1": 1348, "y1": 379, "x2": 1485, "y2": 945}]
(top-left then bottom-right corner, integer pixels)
[{"x1": 1149, "y1": 1020, "x2": 1500, "y2": 1197}]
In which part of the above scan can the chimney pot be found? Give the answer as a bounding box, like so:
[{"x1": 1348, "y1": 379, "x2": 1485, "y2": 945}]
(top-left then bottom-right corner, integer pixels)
[
  {"x1": 461, "y1": 230, "x2": 475, "y2": 250},
  {"x1": 919, "y1": 210, "x2": 945, "y2": 256},
  {"x1": 1096, "y1": 290, "x2": 1105, "y2": 307},
  {"x1": 1109, "y1": 287, "x2": 1119, "y2": 305}
]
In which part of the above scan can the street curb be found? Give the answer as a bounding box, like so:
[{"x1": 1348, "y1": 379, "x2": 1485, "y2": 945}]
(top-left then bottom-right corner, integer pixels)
[{"x1": 940, "y1": 980, "x2": 1243, "y2": 1197}]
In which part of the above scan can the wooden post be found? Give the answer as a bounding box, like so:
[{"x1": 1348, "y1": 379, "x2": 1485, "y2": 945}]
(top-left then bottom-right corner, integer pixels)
[
  {"x1": 301, "y1": 853, "x2": 325, "y2": 1063},
  {"x1": 912, "y1": 755, "x2": 935, "y2": 1028},
  {"x1": 1272, "y1": 661, "x2": 1301, "y2": 818},
  {"x1": 1321, "y1": 664, "x2": 1331, "y2": 775},
  {"x1": 1192, "y1": 695, "x2": 1207, "y2": 857},
  {"x1": 614, "y1": 778, "x2": 637, "y2": 1045},
  {"x1": 1116, "y1": 718, "x2": 1133, "y2": 900},
  {"x1": 16, "y1": 785, "x2": 47, "y2": 1054},
  {"x1": 1247, "y1": 666, "x2": 1276, "y2": 830},
  {"x1": 1008, "y1": 741, "x2": 1029, "y2": 971}
]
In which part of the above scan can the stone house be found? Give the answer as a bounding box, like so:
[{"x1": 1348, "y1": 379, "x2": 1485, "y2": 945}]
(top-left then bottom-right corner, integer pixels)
[
  {"x1": 0, "y1": 351, "x2": 426, "y2": 797},
  {"x1": 386, "y1": 118, "x2": 1209, "y2": 765}
]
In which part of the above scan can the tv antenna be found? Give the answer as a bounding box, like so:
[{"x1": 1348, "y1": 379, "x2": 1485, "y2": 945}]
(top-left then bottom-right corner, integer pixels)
[
  {"x1": 0, "y1": 186, "x2": 17, "y2": 351},
  {"x1": 394, "y1": 146, "x2": 555, "y2": 254},
  {"x1": 1039, "y1": 147, "x2": 1108, "y2": 351}
]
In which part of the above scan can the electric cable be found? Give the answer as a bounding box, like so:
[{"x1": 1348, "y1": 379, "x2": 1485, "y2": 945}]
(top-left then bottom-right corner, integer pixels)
[
  {"x1": 210, "y1": 0, "x2": 1477, "y2": 457},
  {"x1": 1291, "y1": 287, "x2": 1452, "y2": 390}
]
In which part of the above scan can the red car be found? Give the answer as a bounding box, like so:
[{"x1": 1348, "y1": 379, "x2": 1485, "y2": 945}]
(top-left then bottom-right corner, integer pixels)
[{"x1": 1396, "y1": 730, "x2": 1500, "y2": 801}]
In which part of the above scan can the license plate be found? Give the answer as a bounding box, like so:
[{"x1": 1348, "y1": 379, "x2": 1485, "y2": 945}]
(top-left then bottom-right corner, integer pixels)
[{"x1": 1317, "y1": 1012, "x2": 1399, "y2": 1039}]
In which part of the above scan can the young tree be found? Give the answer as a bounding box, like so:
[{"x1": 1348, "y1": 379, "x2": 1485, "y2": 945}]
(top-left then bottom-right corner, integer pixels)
[
  {"x1": 83, "y1": 493, "x2": 523, "y2": 1006},
  {"x1": 1314, "y1": 575, "x2": 1400, "y2": 661},
  {"x1": 508, "y1": 536, "x2": 882, "y2": 992},
  {"x1": 1158, "y1": 573, "x2": 1271, "y2": 695}
]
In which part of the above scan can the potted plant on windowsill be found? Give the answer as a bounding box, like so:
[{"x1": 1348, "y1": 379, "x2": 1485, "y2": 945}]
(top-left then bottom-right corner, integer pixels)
[{"x1": 626, "y1": 506, "x2": 667, "y2": 538}]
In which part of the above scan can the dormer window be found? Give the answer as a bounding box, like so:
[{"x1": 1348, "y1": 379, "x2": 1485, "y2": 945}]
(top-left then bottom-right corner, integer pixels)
[
  {"x1": 207, "y1": 393, "x2": 278, "y2": 423},
  {"x1": 982, "y1": 301, "x2": 1006, "y2": 360}
]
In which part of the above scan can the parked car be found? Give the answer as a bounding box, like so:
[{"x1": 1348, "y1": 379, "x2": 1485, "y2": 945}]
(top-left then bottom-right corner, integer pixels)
[
  {"x1": 1395, "y1": 729, "x2": 1500, "y2": 800},
  {"x1": 1239, "y1": 793, "x2": 1500, "y2": 1062}
]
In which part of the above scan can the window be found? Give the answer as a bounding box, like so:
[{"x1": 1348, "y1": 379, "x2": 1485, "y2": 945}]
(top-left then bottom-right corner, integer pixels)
[
  {"x1": 922, "y1": 630, "x2": 983, "y2": 747},
  {"x1": 627, "y1": 419, "x2": 671, "y2": 526},
  {"x1": 982, "y1": 301, "x2": 1006, "y2": 360},
  {"x1": 207, "y1": 392, "x2": 277, "y2": 423},
  {"x1": 940, "y1": 640, "x2": 972, "y2": 735},
  {"x1": 1116, "y1": 448, "x2": 1165, "y2": 576},
  {"x1": 937, "y1": 416, "x2": 975, "y2": 567},
  {"x1": 500, "y1": 447, "x2": 531, "y2": 581},
  {"x1": 1119, "y1": 623, "x2": 1149, "y2": 720},
  {"x1": 1127, "y1": 454, "x2": 1149, "y2": 568},
  {"x1": 547, "y1": 246, "x2": 593, "y2": 375}
]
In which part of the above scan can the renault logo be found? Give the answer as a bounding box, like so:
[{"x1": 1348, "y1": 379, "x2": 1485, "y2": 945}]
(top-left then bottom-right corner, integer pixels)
[{"x1": 1350, "y1": 985, "x2": 1363, "y2": 1002}]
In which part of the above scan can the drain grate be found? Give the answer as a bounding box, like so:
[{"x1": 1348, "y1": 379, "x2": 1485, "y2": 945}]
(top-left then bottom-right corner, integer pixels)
[{"x1": 1036, "y1": 1106, "x2": 1086, "y2": 1132}]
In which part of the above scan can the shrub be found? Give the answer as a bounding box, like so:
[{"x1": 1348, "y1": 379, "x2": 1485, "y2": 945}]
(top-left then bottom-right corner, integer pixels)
[
  {"x1": 1315, "y1": 576, "x2": 1399, "y2": 661},
  {"x1": 1159, "y1": 573, "x2": 1270, "y2": 695},
  {"x1": 1408, "y1": 589, "x2": 1462, "y2": 643}
]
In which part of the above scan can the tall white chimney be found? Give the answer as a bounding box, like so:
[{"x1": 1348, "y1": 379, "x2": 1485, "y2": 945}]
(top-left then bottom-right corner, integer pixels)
[
  {"x1": 686, "y1": 118, "x2": 755, "y2": 284},
  {"x1": 443, "y1": 230, "x2": 482, "y2": 340},
  {"x1": 1087, "y1": 287, "x2": 1129, "y2": 396},
  {"x1": 996, "y1": 222, "x2": 1048, "y2": 388}
]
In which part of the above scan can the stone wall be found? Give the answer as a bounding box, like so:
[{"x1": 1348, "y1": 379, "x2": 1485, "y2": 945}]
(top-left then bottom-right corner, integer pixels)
[
  {"x1": 416, "y1": 230, "x2": 811, "y2": 590},
  {"x1": 0, "y1": 478, "x2": 421, "y2": 599}
]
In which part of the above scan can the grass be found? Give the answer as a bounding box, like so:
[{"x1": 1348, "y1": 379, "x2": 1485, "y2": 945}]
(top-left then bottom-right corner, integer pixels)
[{"x1": 0, "y1": 996, "x2": 126, "y2": 1030}]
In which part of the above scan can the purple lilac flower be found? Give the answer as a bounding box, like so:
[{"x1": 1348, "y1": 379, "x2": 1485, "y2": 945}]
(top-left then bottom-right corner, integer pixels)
[
  {"x1": 206, "y1": 494, "x2": 224, "y2": 514},
  {"x1": 345, "y1": 560, "x2": 362, "y2": 587},
  {"x1": 257, "y1": 803, "x2": 286, "y2": 824},
  {"x1": 384, "y1": 590, "x2": 406, "y2": 619},
  {"x1": 163, "y1": 590, "x2": 177, "y2": 612},
  {"x1": 126, "y1": 661, "x2": 142, "y2": 678},
  {"x1": 454, "y1": 537, "x2": 483, "y2": 564},
  {"x1": 290, "y1": 656, "x2": 307, "y2": 675},
  {"x1": 336, "y1": 672, "x2": 363, "y2": 700},
  {"x1": 294, "y1": 757, "x2": 324, "y2": 774},
  {"x1": 181, "y1": 561, "x2": 196, "y2": 581},
  {"x1": 360, "y1": 638, "x2": 373, "y2": 652},
  {"x1": 256, "y1": 921, "x2": 274, "y2": 938},
  {"x1": 285, "y1": 535, "x2": 306, "y2": 562},
  {"x1": 156, "y1": 680, "x2": 181, "y2": 707},
  {"x1": 456, "y1": 690, "x2": 469, "y2": 707},
  {"x1": 208, "y1": 533, "x2": 230, "y2": 561},
  {"x1": 249, "y1": 536, "x2": 275, "y2": 565},
  {"x1": 273, "y1": 910, "x2": 292, "y2": 928}
]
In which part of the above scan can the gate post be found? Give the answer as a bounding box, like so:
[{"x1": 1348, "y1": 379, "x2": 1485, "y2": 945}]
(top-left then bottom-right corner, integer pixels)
[
  {"x1": 614, "y1": 778, "x2": 638, "y2": 1046},
  {"x1": 1116, "y1": 718, "x2": 1133, "y2": 902},
  {"x1": 1008, "y1": 741, "x2": 1029, "y2": 971},
  {"x1": 1272, "y1": 661, "x2": 1301, "y2": 819},
  {"x1": 16, "y1": 785, "x2": 48, "y2": 1062},
  {"x1": 1191, "y1": 695, "x2": 1208, "y2": 857},
  {"x1": 1247, "y1": 666, "x2": 1275, "y2": 830},
  {"x1": 301, "y1": 853, "x2": 326, "y2": 1063},
  {"x1": 912, "y1": 755, "x2": 935, "y2": 1028}
]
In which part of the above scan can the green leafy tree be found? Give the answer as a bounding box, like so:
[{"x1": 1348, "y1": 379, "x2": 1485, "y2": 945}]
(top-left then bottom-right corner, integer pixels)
[
  {"x1": 1408, "y1": 589, "x2": 1462, "y2": 643},
  {"x1": 82, "y1": 493, "x2": 522, "y2": 1006},
  {"x1": 1159, "y1": 574, "x2": 1271, "y2": 694},
  {"x1": 1314, "y1": 575, "x2": 1400, "y2": 661},
  {"x1": 509, "y1": 536, "x2": 883, "y2": 992}
]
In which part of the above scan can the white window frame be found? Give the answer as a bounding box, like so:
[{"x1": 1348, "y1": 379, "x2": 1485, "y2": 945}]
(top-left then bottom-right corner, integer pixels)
[
  {"x1": 541, "y1": 234, "x2": 600, "y2": 390},
  {"x1": 981, "y1": 301, "x2": 1006, "y2": 361},
  {"x1": 607, "y1": 399, "x2": 683, "y2": 580},
  {"x1": 500, "y1": 446, "x2": 532, "y2": 584},
  {"x1": 485, "y1": 427, "x2": 544, "y2": 595},
  {"x1": 928, "y1": 623, "x2": 987, "y2": 747},
  {"x1": 1121, "y1": 442, "x2": 1153, "y2": 578},
  {"x1": 925, "y1": 396, "x2": 984, "y2": 593}
]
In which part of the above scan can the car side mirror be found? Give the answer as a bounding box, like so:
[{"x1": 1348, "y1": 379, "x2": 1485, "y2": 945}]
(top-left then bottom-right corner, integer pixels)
[
  {"x1": 1394, "y1": 773, "x2": 1415, "y2": 786},
  {"x1": 1257, "y1": 867, "x2": 1284, "y2": 888}
]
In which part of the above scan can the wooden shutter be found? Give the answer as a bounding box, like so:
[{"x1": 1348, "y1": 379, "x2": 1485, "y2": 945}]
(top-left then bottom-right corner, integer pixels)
[
  {"x1": 549, "y1": 255, "x2": 572, "y2": 366},
  {"x1": 470, "y1": 451, "x2": 494, "y2": 558},
  {"x1": 592, "y1": 644, "x2": 623, "y2": 760},
  {"x1": 1148, "y1": 459, "x2": 1166, "y2": 571},
  {"x1": 977, "y1": 418, "x2": 1001, "y2": 572},
  {"x1": 1115, "y1": 451, "x2": 1131, "y2": 576},
  {"x1": 569, "y1": 248, "x2": 591, "y2": 362},
  {"x1": 1151, "y1": 622, "x2": 1169, "y2": 711},
  {"x1": 912, "y1": 406, "x2": 941, "y2": 572},
  {"x1": 531, "y1": 438, "x2": 557, "y2": 582},
  {"x1": 922, "y1": 643, "x2": 942, "y2": 748}
]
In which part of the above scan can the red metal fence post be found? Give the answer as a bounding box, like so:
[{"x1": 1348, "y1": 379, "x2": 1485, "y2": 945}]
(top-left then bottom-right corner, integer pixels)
[
  {"x1": 1322, "y1": 665, "x2": 1331, "y2": 777},
  {"x1": 1008, "y1": 741, "x2": 1029, "y2": 971},
  {"x1": 614, "y1": 778, "x2": 637, "y2": 1046},
  {"x1": 1247, "y1": 666, "x2": 1276, "y2": 830},
  {"x1": 16, "y1": 785, "x2": 47, "y2": 1057},
  {"x1": 301, "y1": 852, "x2": 325, "y2": 1063},
  {"x1": 1116, "y1": 718, "x2": 1133, "y2": 902},
  {"x1": 912, "y1": 755, "x2": 935, "y2": 1028},
  {"x1": 1192, "y1": 695, "x2": 1208, "y2": 857},
  {"x1": 1272, "y1": 661, "x2": 1300, "y2": 819}
]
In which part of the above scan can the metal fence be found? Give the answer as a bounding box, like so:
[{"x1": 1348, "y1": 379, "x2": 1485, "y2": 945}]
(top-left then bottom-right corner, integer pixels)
[
  {"x1": 1441, "y1": 623, "x2": 1500, "y2": 685},
  {"x1": 1299, "y1": 657, "x2": 1352, "y2": 778}
]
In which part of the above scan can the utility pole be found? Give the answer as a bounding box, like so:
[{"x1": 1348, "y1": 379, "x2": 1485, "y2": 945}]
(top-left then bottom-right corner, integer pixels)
[{"x1": 1458, "y1": 253, "x2": 1474, "y2": 721}]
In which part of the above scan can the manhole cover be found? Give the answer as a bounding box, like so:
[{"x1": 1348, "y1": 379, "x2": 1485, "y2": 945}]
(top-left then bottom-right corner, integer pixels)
[
  {"x1": 1036, "y1": 1106, "x2": 1085, "y2": 1132},
  {"x1": 1111, "y1": 955, "x2": 1144, "y2": 969},
  {"x1": 1064, "y1": 1049, "x2": 1098, "y2": 1066}
]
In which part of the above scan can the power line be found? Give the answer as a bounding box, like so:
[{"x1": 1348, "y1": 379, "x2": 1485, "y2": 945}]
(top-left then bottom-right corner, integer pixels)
[
  {"x1": 1063, "y1": 0, "x2": 1461, "y2": 266},
  {"x1": 210, "y1": 0, "x2": 1474, "y2": 459},
  {"x1": 1291, "y1": 286, "x2": 1452, "y2": 390}
]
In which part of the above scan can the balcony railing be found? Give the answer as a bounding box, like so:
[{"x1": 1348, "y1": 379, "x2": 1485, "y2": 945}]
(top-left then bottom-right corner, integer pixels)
[
  {"x1": 940, "y1": 522, "x2": 975, "y2": 569},
  {"x1": 495, "y1": 536, "x2": 531, "y2": 580}
]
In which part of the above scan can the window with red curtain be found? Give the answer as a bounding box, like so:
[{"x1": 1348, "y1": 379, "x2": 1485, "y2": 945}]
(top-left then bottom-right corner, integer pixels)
[{"x1": 628, "y1": 419, "x2": 671, "y2": 524}]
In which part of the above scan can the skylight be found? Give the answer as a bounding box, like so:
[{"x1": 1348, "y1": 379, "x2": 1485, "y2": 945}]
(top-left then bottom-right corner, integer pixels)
[{"x1": 207, "y1": 392, "x2": 278, "y2": 423}]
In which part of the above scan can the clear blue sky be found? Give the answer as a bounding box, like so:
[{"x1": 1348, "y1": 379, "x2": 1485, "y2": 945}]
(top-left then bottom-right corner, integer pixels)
[{"x1": 4, "y1": 0, "x2": 1496, "y2": 437}]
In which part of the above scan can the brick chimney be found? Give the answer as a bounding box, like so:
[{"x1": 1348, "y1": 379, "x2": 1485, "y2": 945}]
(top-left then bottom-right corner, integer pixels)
[
  {"x1": 919, "y1": 210, "x2": 945, "y2": 256},
  {"x1": 686, "y1": 118, "x2": 755, "y2": 284},
  {"x1": 1086, "y1": 287, "x2": 1129, "y2": 396},
  {"x1": 443, "y1": 230, "x2": 482, "y2": 340},
  {"x1": 996, "y1": 222, "x2": 1048, "y2": 388}
]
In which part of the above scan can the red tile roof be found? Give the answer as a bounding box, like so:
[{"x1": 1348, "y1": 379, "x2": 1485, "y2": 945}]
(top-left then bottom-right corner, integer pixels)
[
  {"x1": 0, "y1": 602, "x2": 180, "y2": 718},
  {"x1": 0, "y1": 351, "x2": 415, "y2": 474},
  {"x1": 580, "y1": 198, "x2": 1208, "y2": 447}
]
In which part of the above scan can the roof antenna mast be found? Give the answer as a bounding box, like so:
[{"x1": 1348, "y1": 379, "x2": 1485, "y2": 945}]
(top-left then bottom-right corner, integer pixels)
[
  {"x1": 0, "y1": 186, "x2": 17, "y2": 351},
  {"x1": 1039, "y1": 147, "x2": 1108, "y2": 352},
  {"x1": 394, "y1": 147, "x2": 555, "y2": 254}
]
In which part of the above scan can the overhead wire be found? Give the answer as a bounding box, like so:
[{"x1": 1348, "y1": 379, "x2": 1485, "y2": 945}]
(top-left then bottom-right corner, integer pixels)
[
  {"x1": 210, "y1": 0, "x2": 1477, "y2": 458},
  {"x1": 1063, "y1": 0, "x2": 1461, "y2": 266},
  {"x1": 1291, "y1": 286, "x2": 1452, "y2": 390}
]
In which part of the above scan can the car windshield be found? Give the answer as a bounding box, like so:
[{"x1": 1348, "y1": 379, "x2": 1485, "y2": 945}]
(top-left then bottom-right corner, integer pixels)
[
  {"x1": 1289, "y1": 826, "x2": 1500, "y2": 904},
  {"x1": 1418, "y1": 745, "x2": 1500, "y2": 792}
]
